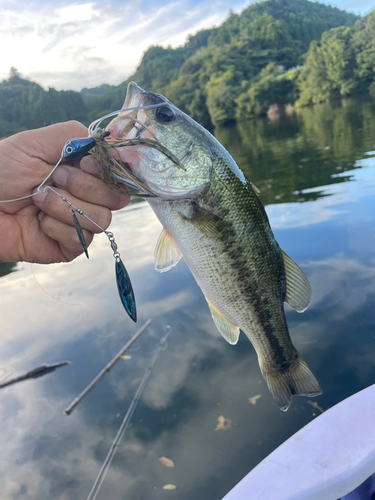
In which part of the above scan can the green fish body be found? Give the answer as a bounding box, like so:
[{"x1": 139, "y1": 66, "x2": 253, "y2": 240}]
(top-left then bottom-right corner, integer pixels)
[{"x1": 107, "y1": 82, "x2": 322, "y2": 411}]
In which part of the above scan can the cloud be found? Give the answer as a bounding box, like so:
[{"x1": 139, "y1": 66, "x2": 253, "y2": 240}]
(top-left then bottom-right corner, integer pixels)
[
  {"x1": 341, "y1": 0, "x2": 374, "y2": 13},
  {"x1": 27, "y1": 64, "x2": 127, "y2": 91},
  {"x1": 2, "y1": 23, "x2": 35, "y2": 36},
  {"x1": 0, "y1": 0, "x2": 251, "y2": 90}
]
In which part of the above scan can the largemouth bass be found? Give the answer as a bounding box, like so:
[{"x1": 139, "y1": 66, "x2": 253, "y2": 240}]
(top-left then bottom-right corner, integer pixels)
[{"x1": 106, "y1": 82, "x2": 322, "y2": 411}]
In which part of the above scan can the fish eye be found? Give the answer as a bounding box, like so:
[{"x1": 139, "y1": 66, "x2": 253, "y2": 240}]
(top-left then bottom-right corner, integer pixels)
[
  {"x1": 65, "y1": 146, "x2": 74, "y2": 154},
  {"x1": 155, "y1": 105, "x2": 176, "y2": 124}
]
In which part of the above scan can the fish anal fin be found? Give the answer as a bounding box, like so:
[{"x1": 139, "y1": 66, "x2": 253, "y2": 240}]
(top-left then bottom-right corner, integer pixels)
[
  {"x1": 206, "y1": 298, "x2": 240, "y2": 345},
  {"x1": 260, "y1": 355, "x2": 322, "y2": 411},
  {"x1": 154, "y1": 229, "x2": 182, "y2": 273},
  {"x1": 281, "y1": 250, "x2": 312, "y2": 313}
]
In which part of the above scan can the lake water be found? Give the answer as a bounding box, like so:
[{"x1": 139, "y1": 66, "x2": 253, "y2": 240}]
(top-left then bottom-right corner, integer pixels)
[{"x1": 1, "y1": 95, "x2": 375, "y2": 499}]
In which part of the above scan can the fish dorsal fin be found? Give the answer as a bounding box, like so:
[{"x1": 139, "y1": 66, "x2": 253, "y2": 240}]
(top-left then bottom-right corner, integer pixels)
[
  {"x1": 251, "y1": 182, "x2": 260, "y2": 195},
  {"x1": 281, "y1": 250, "x2": 312, "y2": 313},
  {"x1": 154, "y1": 229, "x2": 182, "y2": 273},
  {"x1": 206, "y1": 298, "x2": 240, "y2": 345}
]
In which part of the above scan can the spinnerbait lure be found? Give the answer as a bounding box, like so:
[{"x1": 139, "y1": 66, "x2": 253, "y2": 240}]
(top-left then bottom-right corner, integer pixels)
[
  {"x1": 0, "y1": 101, "x2": 183, "y2": 323},
  {"x1": 58, "y1": 130, "x2": 137, "y2": 323}
]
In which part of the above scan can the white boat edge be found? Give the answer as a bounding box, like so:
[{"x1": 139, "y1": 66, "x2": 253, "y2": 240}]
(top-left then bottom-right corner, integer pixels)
[{"x1": 223, "y1": 384, "x2": 375, "y2": 500}]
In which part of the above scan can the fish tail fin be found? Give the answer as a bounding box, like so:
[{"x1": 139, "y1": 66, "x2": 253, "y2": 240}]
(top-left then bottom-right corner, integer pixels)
[{"x1": 260, "y1": 356, "x2": 322, "y2": 412}]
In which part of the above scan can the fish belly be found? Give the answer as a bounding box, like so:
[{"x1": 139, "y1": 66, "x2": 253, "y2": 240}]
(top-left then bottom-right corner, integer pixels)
[{"x1": 149, "y1": 198, "x2": 247, "y2": 326}]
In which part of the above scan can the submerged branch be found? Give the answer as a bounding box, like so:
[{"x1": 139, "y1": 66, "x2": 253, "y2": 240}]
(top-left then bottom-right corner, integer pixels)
[
  {"x1": 0, "y1": 361, "x2": 69, "y2": 389},
  {"x1": 86, "y1": 326, "x2": 172, "y2": 500},
  {"x1": 64, "y1": 318, "x2": 153, "y2": 415}
]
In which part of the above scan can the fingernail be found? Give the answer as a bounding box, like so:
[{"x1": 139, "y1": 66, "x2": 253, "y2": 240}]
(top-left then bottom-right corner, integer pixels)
[
  {"x1": 38, "y1": 211, "x2": 45, "y2": 221},
  {"x1": 53, "y1": 167, "x2": 69, "y2": 187},
  {"x1": 33, "y1": 190, "x2": 48, "y2": 203}
]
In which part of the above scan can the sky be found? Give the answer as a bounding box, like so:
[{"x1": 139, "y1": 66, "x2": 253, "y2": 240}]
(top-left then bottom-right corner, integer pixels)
[{"x1": 0, "y1": 0, "x2": 373, "y2": 92}]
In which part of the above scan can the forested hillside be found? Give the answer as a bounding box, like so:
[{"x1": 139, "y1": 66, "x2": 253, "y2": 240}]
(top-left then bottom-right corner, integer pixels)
[
  {"x1": 0, "y1": 0, "x2": 369, "y2": 136},
  {"x1": 0, "y1": 68, "x2": 87, "y2": 137},
  {"x1": 85, "y1": 0, "x2": 359, "y2": 127}
]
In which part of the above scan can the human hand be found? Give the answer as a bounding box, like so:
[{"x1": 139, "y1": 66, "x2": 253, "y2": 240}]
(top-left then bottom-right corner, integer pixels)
[{"x1": 0, "y1": 121, "x2": 130, "y2": 263}]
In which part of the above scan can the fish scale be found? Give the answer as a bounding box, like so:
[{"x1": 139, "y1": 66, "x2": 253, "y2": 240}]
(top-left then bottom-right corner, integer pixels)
[
  {"x1": 153, "y1": 156, "x2": 291, "y2": 364},
  {"x1": 106, "y1": 81, "x2": 322, "y2": 411}
]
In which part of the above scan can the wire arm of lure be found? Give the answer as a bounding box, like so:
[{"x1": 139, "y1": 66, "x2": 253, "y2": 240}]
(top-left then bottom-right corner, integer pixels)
[
  {"x1": 89, "y1": 102, "x2": 168, "y2": 136},
  {"x1": 0, "y1": 133, "x2": 107, "y2": 204},
  {"x1": 98, "y1": 136, "x2": 185, "y2": 170},
  {"x1": 96, "y1": 114, "x2": 158, "y2": 142},
  {"x1": 45, "y1": 186, "x2": 107, "y2": 233},
  {"x1": 0, "y1": 157, "x2": 65, "y2": 204}
]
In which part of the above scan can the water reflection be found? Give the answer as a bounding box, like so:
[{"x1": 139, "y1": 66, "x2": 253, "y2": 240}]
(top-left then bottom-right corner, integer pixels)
[
  {"x1": 1, "y1": 95, "x2": 375, "y2": 499},
  {"x1": 216, "y1": 95, "x2": 375, "y2": 206}
]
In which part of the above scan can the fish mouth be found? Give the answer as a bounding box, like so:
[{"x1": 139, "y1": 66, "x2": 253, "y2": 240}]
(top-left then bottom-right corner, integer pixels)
[
  {"x1": 108, "y1": 82, "x2": 163, "y2": 139},
  {"x1": 122, "y1": 82, "x2": 151, "y2": 115}
]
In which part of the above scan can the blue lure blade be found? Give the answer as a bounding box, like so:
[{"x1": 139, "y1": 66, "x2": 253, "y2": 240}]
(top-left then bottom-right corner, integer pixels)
[
  {"x1": 115, "y1": 258, "x2": 137, "y2": 322},
  {"x1": 71, "y1": 212, "x2": 89, "y2": 259}
]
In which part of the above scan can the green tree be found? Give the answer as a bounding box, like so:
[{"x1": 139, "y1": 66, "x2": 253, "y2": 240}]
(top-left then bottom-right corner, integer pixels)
[
  {"x1": 296, "y1": 27, "x2": 356, "y2": 106},
  {"x1": 205, "y1": 70, "x2": 238, "y2": 126},
  {"x1": 322, "y1": 27, "x2": 356, "y2": 95},
  {"x1": 297, "y1": 10, "x2": 375, "y2": 107},
  {"x1": 236, "y1": 63, "x2": 296, "y2": 119},
  {"x1": 353, "y1": 10, "x2": 375, "y2": 89}
]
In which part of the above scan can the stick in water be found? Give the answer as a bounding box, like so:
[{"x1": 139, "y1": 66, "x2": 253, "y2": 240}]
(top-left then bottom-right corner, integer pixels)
[
  {"x1": 0, "y1": 361, "x2": 69, "y2": 389},
  {"x1": 86, "y1": 326, "x2": 172, "y2": 500},
  {"x1": 64, "y1": 318, "x2": 153, "y2": 415}
]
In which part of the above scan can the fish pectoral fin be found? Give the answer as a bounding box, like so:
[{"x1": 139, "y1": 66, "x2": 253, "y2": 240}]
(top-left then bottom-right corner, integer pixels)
[
  {"x1": 206, "y1": 298, "x2": 240, "y2": 345},
  {"x1": 181, "y1": 202, "x2": 229, "y2": 239},
  {"x1": 281, "y1": 250, "x2": 312, "y2": 313},
  {"x1": 154, "y1": 229, "x2": 182, "y2": 273}
]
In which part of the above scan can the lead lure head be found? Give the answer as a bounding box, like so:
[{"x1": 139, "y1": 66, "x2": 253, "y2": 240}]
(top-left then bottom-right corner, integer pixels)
[
  {"x1": 62, "y1": 131, "x2": 111, "y2": 160},
  {"x1": 62, "y1": 137, "x2": 97, "y2": 160}
]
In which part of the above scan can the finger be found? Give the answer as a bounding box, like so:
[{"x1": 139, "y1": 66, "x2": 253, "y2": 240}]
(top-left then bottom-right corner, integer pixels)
[
  {"x1": 38, "y1": 212, "x2": 94, "y2": 262},
  {"x1": 16, "y1": 121, "x2": 88, "y2": 165},
  {"x1": 32, "y1": 187, "x2": 112, "y2": 233},
  {"x1": 80, "y1": 156, "x2": 101, "y2": 176},
  {"x1": 52, "y1": 165, "x2": 130, "y2": 210}
]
